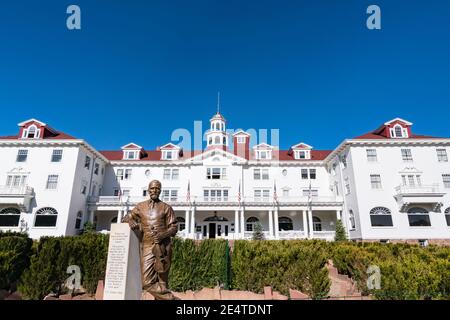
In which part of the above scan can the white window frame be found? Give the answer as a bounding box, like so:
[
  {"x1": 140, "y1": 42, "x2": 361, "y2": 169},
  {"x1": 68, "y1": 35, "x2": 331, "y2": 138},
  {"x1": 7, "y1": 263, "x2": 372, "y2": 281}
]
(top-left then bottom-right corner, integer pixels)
[
  {"x1": 401, "y1": 149, "x2": 413, "y2": 162},
  {"x1": 22, "y1": 125, "x2": 41, "y2": 139},
  {"x1": 370, "y1": 174, "x2": 382, "y2": 189},
  {"x1": 46, "y1": 175, "x2": 59, "y2": 190},
  {"x1": 16, "y1": 149, "x2": 28, "y2": 162},
  {"x1": 51, "y1": 149, "x2": 63, "y2": 162},
  {"x1": 366, "y1": 149, "x2": 377, "y2": 162},
  {"x1": 443, "y1": 174, "x2": 450, "y2": 188},
  {"x1": 437, "y1": 149, "x2": 448, "y2": 162},
  {"x1": 237, "y1": 136, "x2": 246, "y2": 144},
  {"x1": 390, "y1": 125, "x2": 408, "y2": 138}
]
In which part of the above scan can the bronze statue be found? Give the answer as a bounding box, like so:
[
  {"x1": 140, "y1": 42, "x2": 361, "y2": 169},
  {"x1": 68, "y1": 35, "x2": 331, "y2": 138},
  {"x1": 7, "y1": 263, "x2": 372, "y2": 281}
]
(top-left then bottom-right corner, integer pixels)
[{"x1": 122, "y1": 180, "x2": 178, "y2": 300}]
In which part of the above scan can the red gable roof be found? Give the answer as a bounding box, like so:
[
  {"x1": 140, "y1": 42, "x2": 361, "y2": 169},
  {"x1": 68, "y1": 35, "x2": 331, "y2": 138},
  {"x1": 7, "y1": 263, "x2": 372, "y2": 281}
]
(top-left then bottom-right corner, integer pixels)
[
  {"x1": 353, "y1": 132, "x2": 441, "y2": 140},
  {"x1": 0, "y1": 131, "x2": 77, "y2": 140}
]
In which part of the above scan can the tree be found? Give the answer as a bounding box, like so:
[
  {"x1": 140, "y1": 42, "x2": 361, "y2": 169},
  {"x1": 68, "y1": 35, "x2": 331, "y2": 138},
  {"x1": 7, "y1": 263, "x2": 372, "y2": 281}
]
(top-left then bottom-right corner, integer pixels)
[
  {"x1": 252, "y1": 223, "x2": 265, "y2": 240},
  {"x1": 334, "y1": 219, "x2": 347, "y2": 241}
]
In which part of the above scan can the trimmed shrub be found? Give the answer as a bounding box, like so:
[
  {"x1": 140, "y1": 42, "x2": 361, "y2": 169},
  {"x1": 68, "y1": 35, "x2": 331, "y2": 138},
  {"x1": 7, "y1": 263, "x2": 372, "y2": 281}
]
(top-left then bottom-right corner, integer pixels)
[
  {"x1": 0, "y1": 233, "x2": 33, "y2": 290},
  {"x1": 334, "y1": 220, "x2": 347, "y2": 241},
  {"x1": 231, "y1": 240, "x2": 330, "y2": 299},
  {"x1": 18, "y1": 233, "x2": 109, "y2": 299},
  {"x1": 169, "y1": 238, "x2": 229, "y2": 292}
]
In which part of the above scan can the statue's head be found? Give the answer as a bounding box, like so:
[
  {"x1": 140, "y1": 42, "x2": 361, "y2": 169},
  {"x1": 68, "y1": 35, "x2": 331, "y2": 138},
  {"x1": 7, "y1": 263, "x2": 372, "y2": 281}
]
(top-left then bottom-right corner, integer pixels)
[{"x1": 148, "y1": 180, "x2": 162, "y2": 201}]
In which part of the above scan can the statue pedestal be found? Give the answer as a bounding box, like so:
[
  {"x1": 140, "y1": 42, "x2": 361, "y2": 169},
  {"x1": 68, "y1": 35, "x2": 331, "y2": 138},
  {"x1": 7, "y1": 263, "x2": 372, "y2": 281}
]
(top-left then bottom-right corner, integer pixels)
[{"x1": 103, "y1": 223, "x2": 142, "y2": 300}]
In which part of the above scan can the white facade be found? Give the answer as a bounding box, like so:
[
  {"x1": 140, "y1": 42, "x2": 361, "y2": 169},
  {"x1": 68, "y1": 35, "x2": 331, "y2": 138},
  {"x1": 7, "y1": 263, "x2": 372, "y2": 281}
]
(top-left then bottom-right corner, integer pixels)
[{"x1": 1, "y1": 116, "x2": 450, "y2": 244}]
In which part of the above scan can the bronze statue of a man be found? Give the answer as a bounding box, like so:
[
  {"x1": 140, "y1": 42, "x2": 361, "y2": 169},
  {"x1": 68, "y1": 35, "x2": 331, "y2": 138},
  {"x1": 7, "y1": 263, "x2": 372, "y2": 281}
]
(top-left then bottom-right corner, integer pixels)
[{"x1": 122, "y1": 180, "x2": 178, "y2": 300}]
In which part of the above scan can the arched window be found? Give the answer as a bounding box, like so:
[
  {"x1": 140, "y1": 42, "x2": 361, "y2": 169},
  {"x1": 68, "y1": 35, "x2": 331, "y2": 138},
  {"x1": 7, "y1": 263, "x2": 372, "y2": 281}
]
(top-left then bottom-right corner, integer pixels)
[
  {"x1": 208, "y1": 138, "x2": 212, "y2": 145},
  {"x1": 26, "y1": 125, "x2": 39, "y2": 138},
  {"x1": 394, "y1": 125, "x2": 403, "y2": 138},
  {"x1": 75, "y1": 211, "x2": 83, "y2": 229},
  {"x1": 445, "y1": 207, "x2": 450, "y2": 226},
  {"x1": 246, "y1": 216, "x2": 259, "y2": 232},
  {"x1": 313, "y1": 216, "x2": 322, "y2": 231},
  {"x1": 215, "y1": 123, "x2": 220, "y2": 131},
  {"x1": 176, "y1": 216, "x2": 186, "y2": 231},
  {"x1": 370, "y1": 207, "x2": 393, "y2": 227},
  {"x1": 0, "y1": 207, "x2": 21, "y2": 227},
  {"x1": 407, "y1": 207, "x2": 431, "y2": 227},
  {"x1": 34, "y1": 207, "x2": 58, "y2": 227},
  {"x1": 279, "y1": 217, "x2": 293, "y2": 231},
  {"x1": 349, "y1": 210, "x2": 356, "y2": 230},
  {"x1": 214, "y1": 136, "x2": 220, "y2": 144},
  {"x1": 223, "y1": 137, "x2": 226, "y2": 145}
]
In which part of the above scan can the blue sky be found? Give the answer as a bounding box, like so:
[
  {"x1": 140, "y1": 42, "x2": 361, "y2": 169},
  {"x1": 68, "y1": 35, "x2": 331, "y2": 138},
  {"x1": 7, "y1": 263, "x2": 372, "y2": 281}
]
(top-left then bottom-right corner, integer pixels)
[{"x1": 0, "y1": 0, "x2": 449, "y2": 151}]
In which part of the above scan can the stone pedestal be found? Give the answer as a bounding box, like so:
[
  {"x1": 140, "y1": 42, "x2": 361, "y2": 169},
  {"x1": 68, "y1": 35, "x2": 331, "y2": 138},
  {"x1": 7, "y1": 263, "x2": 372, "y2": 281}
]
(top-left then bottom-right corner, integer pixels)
[{"x1": 103, "y1": 223, "x2": 142, "y2": 300}]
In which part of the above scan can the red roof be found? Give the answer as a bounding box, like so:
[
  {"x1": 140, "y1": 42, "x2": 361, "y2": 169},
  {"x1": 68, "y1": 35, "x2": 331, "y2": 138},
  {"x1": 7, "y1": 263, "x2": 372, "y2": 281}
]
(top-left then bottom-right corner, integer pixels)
[
  {"x1": 100, "y1": 149, "x2": 332, "y2": 161},
  {"x1": 353, "y1": 132, "x2": 441, "y2": 140},
  {"x1": 0, "y1": 131, "x2": 77, "y2": 140}
]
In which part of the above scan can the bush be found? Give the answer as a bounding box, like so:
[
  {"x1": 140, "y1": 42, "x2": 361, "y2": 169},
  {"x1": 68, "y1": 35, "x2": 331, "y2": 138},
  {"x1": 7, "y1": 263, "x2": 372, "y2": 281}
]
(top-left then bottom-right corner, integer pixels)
[
  {"x1": 334, "y1": 220, "x2": 347, "y2": 241},
  {"x1": 18, "y1": 233, "x2": 109, "y2": 299},
  {"x1": 252, "y1": 223, "x2": 265, "y2": 240},
  {"x1": 231, "y1": 240, "x2": 330, "y2": 298},
  {"x1": 169, "y1": 238, "x2": 229, "y2": 292},
  {"x1": 0, "y1": 233, "x2": 33, "y2": 290}
]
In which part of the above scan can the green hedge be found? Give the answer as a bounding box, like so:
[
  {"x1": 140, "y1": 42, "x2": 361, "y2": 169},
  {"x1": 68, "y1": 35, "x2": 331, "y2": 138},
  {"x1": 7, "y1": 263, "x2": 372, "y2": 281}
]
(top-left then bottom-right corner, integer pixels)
[
  {"x1": 169, "y1": 238, "x2": 229, "y2": 291},
  {"x1": 231, "y1": 240, "x2": 330, "y2": 299},
  {"x1": 328, "y1": 242, "x2": 450, "y2": 300},
  {"x1": 18, "y1": 233, "x2": 109, "y2": 299},
  {"x1": 0, "y1": 232, "x2": 33, "y2": 290}
]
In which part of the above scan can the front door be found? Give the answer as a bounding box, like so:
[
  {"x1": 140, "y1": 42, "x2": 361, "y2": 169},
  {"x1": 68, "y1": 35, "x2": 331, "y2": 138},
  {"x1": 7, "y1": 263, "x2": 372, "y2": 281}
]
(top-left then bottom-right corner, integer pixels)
[{"x1": 209, "y1": 223, "x2": 216, "y2": 238}]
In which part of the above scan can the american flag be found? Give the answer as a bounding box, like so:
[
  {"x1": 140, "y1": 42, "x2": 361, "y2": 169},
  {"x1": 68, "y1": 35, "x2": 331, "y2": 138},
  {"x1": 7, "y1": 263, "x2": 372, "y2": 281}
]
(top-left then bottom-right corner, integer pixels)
[
  {"x1": 273, "y1": 180, "x2": 278, "y2": 203},
  {"x1": 237, "y1": 180, "x2": 241, "y2": 206},
  {"x1": 186, "y1": 180, "x2": 191, "y2": 206},
  {"x1": 307, "y1": 180, "x2": 312, "y2": 210}
]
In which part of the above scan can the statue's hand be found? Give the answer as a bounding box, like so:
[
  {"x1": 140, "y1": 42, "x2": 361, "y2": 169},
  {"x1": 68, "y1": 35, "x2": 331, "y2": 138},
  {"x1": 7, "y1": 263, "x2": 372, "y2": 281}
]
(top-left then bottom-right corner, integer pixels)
[{"x1": 128, "y1": 220, "x2": 140, "y2": 230}]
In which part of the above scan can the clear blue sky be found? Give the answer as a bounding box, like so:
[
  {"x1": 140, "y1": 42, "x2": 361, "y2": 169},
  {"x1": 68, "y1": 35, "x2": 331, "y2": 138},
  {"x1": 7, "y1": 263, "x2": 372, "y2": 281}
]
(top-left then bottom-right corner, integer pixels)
[{"x1": 0, "y1": 0, "x2": 449, "y2": 151}]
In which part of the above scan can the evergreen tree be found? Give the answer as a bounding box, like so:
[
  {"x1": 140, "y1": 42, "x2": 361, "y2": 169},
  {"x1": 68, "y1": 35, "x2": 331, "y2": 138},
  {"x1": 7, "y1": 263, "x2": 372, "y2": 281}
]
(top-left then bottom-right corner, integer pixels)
[
  {"x1": 252, "y1": 223, "x2": 265, "y2": 240},
  {"x1": 334, "y1": 219, "x2": 347, "y2": 241}
]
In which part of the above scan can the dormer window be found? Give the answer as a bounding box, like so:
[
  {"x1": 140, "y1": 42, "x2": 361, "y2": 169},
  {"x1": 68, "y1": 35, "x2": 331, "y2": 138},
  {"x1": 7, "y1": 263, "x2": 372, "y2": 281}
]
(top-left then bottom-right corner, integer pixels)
[
  {"x1": 256, "y1": 150, "x2": 271, "y2": 160},
  {"x1": 390, "y1": 124, "x2": 408, "y2": 138},
  {"x1": 22, "y1": 125, "x2": 40, "y2": 139},
  {"x1": 162, "y1": 150, "x2": 174, "y2": 160},
  {"x1": 123, "y1": 150, "x2": 139, "y2": 160},
  {"x1": 294, "y1": 150, "x2": 311, "y2": 160}
]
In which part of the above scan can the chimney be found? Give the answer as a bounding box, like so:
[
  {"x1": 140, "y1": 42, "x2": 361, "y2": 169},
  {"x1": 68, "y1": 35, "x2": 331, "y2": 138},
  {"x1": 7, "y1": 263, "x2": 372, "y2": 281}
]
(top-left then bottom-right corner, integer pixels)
[{"x1": 233, "y1": 131, "x2": 250, "y2": 160}]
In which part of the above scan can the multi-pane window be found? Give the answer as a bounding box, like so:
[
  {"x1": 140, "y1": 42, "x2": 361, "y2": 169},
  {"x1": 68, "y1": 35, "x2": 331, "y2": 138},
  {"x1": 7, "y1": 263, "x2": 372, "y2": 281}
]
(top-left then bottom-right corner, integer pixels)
[
  {"x1": 407, "y1": 207, "x2": 431, "y2": 227},
  {"x1": 116, "y1": 169, "x2": 124, "y2": 181},
  {"x1": 366, "y1": 149, "x2": 377, "y2": 162},
  {"x1": 16, "y1": 150, "x2": 28, "y2": 162},
  {"x1": 6, "y1": 175, "x2": 27, "y2": 187},
  {"x1": 401, "y1": 174, "x2": 421, "y2": 187},
  {"x1": 445, "y1": 207, "x2": 450, "y2": 227},
  {"x1": 124, "y1": 169, "x2": 132, "y2": 180},
  {"x1": 282, "y1": 189, "x2": 289, "y2": 197},
  {"x1": 301, "y1": 169, "x2": 316, "y2": 179},
  {"x1": 256, "y1": 150, "x2": 271, "y2": 160},
  {"x1": 161, "y1": 190, "x2": 178, "y2": 202},
  {"x1": 75, "y1": 211, "x2": 83, "y2": 230},
  {"x1": 345, "y1": 178, "x2": 351, "y2": 195},
  {"x1": 302, "y1": 189, "x2": 318, "y2": 197},
  {"x1": 437, "y1": 149, "x2": 448, "y2": 162},
  {"x1": 46, "y1": 175, "x2": 59, "y2": 189},
  {"x1": 370, "y1": 174, "x2": 382, "y2": 189},
  {"x1": 443, "y1": 174, "x2": 450, "y2": 188},
  {"x1": 85, "y1": 156, "x2": 91, "y2": 169},
  {"x1": 163, "y1": 168, "x2": 179, "y2": 180},
  {"x1": 349, "y1": 210, "x2": 356, "y2": 230},
  {"x1": 51, "y1": 149, "x2": 63, "y2": 162},
  {"x1": 94, "y1": 163, "x2": 100, "y2": 175},
  {"x1": 203, "y1": 189, "x2": 229, "y2": 202},
  {"x1": 253, "y1": 168, "x2": 269, "y2": 180},
  {"x1": 294, "y1": 150, "x2": 309, "y2": 159},
  {"x1": 370, "y1": 207, "x2": 393, "y2": 227},
  {"x1": 254, "y1": 189, "x2": 270, "y2": 202},
  {"x1": 80, "y1": 181, "x2": 87, "y2": 195},
  {"x1": 301, "y1": 169, "x2": 308, "y2": 179},
  {"x1": 401, "y1": 149, "x2": 413, "y2": 162},
  {"x1": 207, "y1": 168, "x2": 226, "y2": 180}
]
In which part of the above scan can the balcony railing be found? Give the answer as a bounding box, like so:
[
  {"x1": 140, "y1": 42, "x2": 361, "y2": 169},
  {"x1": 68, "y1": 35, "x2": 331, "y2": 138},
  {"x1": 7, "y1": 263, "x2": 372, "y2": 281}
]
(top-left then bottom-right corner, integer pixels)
[
  {"x1": 88, "y1": 195, "x2": 343, "y2": 206},
  {"x1": 395, "y1": 184, "x2": 443, "y2": 195},
  {"x1": 0, "y1": 186, "x2": 34, "y2": 196}
]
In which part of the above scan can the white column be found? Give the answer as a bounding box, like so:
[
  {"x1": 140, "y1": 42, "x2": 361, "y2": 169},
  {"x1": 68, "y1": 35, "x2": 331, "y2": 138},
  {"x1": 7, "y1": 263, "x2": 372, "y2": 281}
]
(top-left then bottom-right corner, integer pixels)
[
  {"x1": 336, "y1": 210, "x2": 341, "y2": 220},
  {"x1": 190, "y1": 208, "x2": 196, "y2": 239},
  {"x1": 274, "y1": 208, "x2": 279, "y2": 240},
  {"x1": 235, "y1": 209, "x2": 240, "y2": 239},
  {"x1": 89, "y1": 210, "x2": 95, "y2": 223},
  {"x1": 185, "y1": 209, "x2": 190, "y2": 236},
  {"x1": 308, "y1": 209, "x2": 313, "y2": 239},
  {"x1": 117, "y1": 210, "x2": 123, "y2": 223},
  {"x1": 240, "y1": 209, "x2": 245, "y2": 238},
  {"x1": 302, "y1": 210, "x2": 308, "y2": 238},
  {"x1": 268, "y1": 210, "x2": 273, "y2": 239}
]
